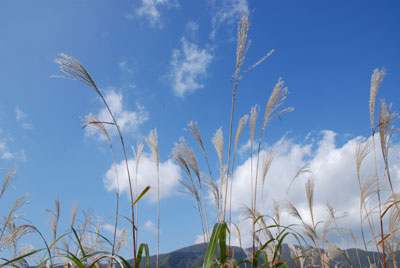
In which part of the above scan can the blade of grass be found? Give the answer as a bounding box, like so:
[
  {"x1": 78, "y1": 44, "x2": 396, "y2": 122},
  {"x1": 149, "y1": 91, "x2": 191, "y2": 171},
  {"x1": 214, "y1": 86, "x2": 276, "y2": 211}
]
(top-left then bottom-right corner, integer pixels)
[{"x1": 132, "y1": 186, "x2": 151, "y2": 207}]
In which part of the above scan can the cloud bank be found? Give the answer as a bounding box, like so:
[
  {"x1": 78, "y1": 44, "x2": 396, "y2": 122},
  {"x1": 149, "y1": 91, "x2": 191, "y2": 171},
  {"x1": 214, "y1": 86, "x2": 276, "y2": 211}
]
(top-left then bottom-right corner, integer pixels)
[{"x1": 195, "y1": 130, "x2": 400, "y2": 247}]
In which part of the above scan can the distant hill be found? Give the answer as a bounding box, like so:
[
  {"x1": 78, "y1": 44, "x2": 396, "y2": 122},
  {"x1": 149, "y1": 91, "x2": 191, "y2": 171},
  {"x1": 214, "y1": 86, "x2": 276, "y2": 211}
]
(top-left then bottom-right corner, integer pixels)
[{"x1": 119, "y1": 243, "x2": 400, "y2": 268}]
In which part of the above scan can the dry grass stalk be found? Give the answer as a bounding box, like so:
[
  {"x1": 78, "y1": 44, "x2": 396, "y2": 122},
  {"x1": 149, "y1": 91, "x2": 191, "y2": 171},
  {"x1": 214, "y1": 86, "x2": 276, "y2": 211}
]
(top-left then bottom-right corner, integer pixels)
[
  {"x1": 228, "y1": 113, "x2": 249, "y2": 247},
  {"x1": 83, "y1": 114, "x2": 121, "y2": 260},
  {"x1": 355, "y1": 140, "x2": 381, "y2": 259},
  {"x1": 212, "y1": 127, "x2": 225, "y2": 221},
  {"x1": 146, "y1": 129, "x2": 160, "y2": 268},
  {"x1": 185, "y1": 123, "x2": 211, "y2": 239},
  {"x1": 132, "y1": 141, "x2": 144, "y2": 252},
  {"x1": 115, "y1": 228, "x2": 128, "y2": 256},
  {"x1": 368, "y1": 67, "x2": 388, "y2": 268},
  {"x1": 172, "y1": 138, "x2": 209, "y2": 241},
  {"x1": 54, "y1": 53, "x2": 138, "y2": 265},
  {"x1": 225, "y1": 12, "x2": 252, "y2": 224},
  {"x1": 378, "y1": 100, "x2": 398, "y2": 196}
]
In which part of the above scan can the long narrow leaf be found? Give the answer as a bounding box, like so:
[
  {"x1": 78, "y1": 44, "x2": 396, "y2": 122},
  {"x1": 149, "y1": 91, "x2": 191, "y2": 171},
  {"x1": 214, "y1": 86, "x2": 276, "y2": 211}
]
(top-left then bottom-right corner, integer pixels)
[
  {"x1": 136, "y1": 243, "x2": 150, "y2": 268},
  {"x1": 132, "y1": 186, "x2": 151, "y2": 207},
  {"x1": 117, "y1": 255, "x2": 133, "y2": 268},
  {"x1": 0, "y1": 249, "x2": 42, "y2": 267},
  {"x1": 218, "y1": 223, "x2": 227, "y2": 264},
  {"x1": 71, "y1": 227, "x2": 86, "y2": 258},
  {"x1": 203, "y1": 223, "x2": 226, "y2": 268}
]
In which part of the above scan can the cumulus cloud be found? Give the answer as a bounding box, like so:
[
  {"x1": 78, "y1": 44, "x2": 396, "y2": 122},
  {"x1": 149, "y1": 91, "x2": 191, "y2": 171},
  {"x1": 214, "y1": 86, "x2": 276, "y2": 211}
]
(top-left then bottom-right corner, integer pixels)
[
  {"x1": 84, "y1": 89, "x2": 149, "y2": 139},
  {"x1": 209, "y1": 0, "x2": 248, "y2": 39},
  {"x1": 196, "y1": 130, "x2": 400, "y2": 248},
  {"x1": 103, "y1": 154, "x2": 181, "y2": 203},
  {"x1": 134, "y1": 0, "x2": 178, "y2": 27},
  {"x1": 143, "y1": 220, "x2": 157, "y2": 234},
  {"x1": 169, "y1": 37, "x2": 213, "y2": 97}
]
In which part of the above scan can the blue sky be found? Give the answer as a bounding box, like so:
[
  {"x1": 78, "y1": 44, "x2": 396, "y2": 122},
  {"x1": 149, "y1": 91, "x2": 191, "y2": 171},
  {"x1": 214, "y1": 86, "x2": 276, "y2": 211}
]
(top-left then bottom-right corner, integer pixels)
[{"x1": 1, "y1": 0, "x2": 400, "y2": 260}]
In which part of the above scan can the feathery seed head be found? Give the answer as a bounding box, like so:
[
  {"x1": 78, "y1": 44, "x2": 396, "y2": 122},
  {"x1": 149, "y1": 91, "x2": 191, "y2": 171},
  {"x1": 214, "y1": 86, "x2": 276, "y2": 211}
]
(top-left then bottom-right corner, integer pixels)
[
  {"x1": 250, "y1": 105, "x2": 259, "y2": 147},
  {"x1": 261, "y1": 78, "x2": 294, "y2": 136},
  {"x1": 133, "y1": 142, "x2": 144, "y2": 171},
  {"x1": 146, "y1": 129, "x2": 159, "y2": 169},
  {"x1": 53, "y1": 53, "x2": 99, "y2": 94},
  {"x1": 369, "y1": 67, "x2": 386, "y2": 129},
  {"x1": 234, "y1": 114, "x2": 249, "y2": 157},
  {"x1": 212, "y1": 128, "x2": 224, "y2": 167}
]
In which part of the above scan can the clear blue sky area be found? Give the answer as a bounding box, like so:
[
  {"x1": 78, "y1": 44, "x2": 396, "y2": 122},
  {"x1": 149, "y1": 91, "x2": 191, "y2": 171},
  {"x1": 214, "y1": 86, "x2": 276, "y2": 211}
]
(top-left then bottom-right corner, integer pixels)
[{"x1": 1, "y1": 0, "x2": 399, "y2": 259}]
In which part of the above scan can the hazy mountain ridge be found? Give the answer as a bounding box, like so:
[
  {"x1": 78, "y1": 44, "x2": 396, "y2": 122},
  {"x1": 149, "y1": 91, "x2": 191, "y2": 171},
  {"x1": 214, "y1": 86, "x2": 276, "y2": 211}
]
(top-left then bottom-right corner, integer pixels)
[{"x1": 118, "y1": 243, "x2": 400, "y2": 268}]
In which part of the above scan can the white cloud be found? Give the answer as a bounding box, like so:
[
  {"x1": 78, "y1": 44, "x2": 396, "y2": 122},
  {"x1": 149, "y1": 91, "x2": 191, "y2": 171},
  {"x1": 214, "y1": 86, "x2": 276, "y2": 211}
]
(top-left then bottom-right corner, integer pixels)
[
  {"x1": 15, "y1": 106, "x2": 33, "y2": 130},
  {"x1": 103, "y1": 154, "x2": 181, "y2": 203},
  {"x1": 209, "y1": 0, "x2": 248, "y2": 39},
  {"x1": 0, "y1": 140, "x2": 26, "y2": 161},
  {"x1": 169, "y1": 37, "x2": 213, "y2": 97},
  {"x1": 200, "y1": 130, "x2": 400, "y2": 248},
  {"x1": 102, "y1": 223, "x2": 124, "y2": 237},
  {"x1": 143, "y1": 220, "x2": 157, "y2": 234},
  {"x1": 134, "y1": 0, "x2": 178, "y2": 27},
  {"x1": 84, "y1": 89, "x2": 149, "y2": 139},
  {"x1": 119, "y1": 57, "x2": 134, "y2": 74}
]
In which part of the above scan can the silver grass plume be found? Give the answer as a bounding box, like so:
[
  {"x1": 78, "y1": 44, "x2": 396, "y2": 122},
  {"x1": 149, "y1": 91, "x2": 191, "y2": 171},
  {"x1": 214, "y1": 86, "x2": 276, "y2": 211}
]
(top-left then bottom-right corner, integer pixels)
[
  {"x1": 355, "y1": 140, "x2": 372, "y2": 180},
  {"x1": 260, "y1": 152, "x2": 274, "y2": 214},
  {"x1": 378, "y1": 100, "x2": 398, "y2": 195},
  {"x1": 188, "y1": 121, "x2": 212, "y2": 176},
  {"x1": 261, "y1": 152, "x2": 274, "y2": 191},
  {"x1": 305, "y1": 178, "x2": 315, "y2": 226},
  {"x1": 369, "y1": 67, "x2": 386, "y2": 131},
  {"x1": 212, "y1": 128, "x2": 224, "y2": 170},
  {"x1": 232, "y1": 114, "x2": 249, "y2": 167},
  {"x1": 284, "y1": 164, "x2": 311, "y2": 200},
  {"x1": 249, "y1": 105, "x2": 259, "y2": 152},
  {"x1": 0, "y1": 194, "x2": 29, "y2": 241},
  {"x1": 0, "y1": 167, "x2": 16, "y2": 200},
  {"x1": 53, "y1": 53, "x2": 99, "y2": 94},
  {"x1": 146, "y1": 129, "x2": 159, "y2": 170},
  {"x1": 261, "y1": 78, "x2": 294, "y2": 138},
  {"x1": 70, "y1": 202, "x2": 78, "y2": 228},
  {"x1": 115, "y1": 228, "x2": 128, "y2": 256},
  {"x1": 203, "y1": 174, "x2": 220, "y2": 217}
]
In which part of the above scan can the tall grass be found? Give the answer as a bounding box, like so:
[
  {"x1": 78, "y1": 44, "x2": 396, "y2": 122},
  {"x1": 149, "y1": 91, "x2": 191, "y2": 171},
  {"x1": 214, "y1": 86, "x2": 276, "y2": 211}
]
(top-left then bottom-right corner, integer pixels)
[{"x1": 1, "y1": 12, "x2": 399, "y2": 268}]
